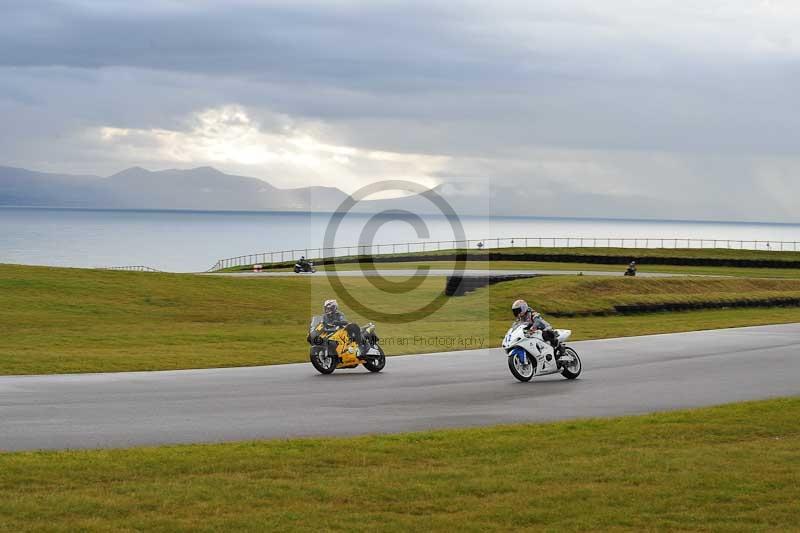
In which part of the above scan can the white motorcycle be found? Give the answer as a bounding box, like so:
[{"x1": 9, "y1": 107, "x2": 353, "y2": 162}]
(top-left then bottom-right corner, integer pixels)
[{"x1": 501, "y1": 323, "x2": 582, "y2": 382}]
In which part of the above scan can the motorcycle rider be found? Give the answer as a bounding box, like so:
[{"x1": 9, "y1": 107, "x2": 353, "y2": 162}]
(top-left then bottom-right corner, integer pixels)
[
  {"x1": 511, "y1": 299, "x2": 559, "y2": 350},
  {"x1": 321, "y1": 299, "x2": 372, "y2": 359},
  {"x1": 322, "y1": 299, "x2": 348, "y2": 328}
]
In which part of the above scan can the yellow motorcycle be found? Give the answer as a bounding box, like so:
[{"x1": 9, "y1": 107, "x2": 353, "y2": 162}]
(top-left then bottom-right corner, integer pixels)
[{"x1": 307, "y1": 317, "x2": 386, "y2": 374}]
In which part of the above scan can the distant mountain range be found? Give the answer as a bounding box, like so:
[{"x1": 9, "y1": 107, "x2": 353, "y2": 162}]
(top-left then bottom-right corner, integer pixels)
[
  {"x1": 7, "y1": 164, "x2": 780, "y2": 222},
  {"x1": 0, "y1": 164, "x2": 508, "y2": 215},
  {"x1": 0, "y1": 165, "x2": 353, "y2": 212}
]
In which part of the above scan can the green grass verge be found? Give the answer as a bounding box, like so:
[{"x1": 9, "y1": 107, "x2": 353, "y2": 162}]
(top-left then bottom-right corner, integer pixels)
[
  {"x1": 2, "y1": 264, "x2": 800, "y2": 374},
  {"x1": 1, "y1": 397, "x2": 798, "y2": 532},
  {"x1": 503, "y1": 276, "x2": 800, "y2": 315}
]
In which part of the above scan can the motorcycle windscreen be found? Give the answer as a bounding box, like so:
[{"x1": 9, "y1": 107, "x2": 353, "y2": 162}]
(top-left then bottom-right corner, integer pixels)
[{"x1": 309, "y1": 315, "x2": 324, "y2": 332}]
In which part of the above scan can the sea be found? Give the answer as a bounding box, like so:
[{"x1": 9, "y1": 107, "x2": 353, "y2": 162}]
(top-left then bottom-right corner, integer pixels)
[{"x1": 1, "y1": 207, "x2": 799, "y2": 272}]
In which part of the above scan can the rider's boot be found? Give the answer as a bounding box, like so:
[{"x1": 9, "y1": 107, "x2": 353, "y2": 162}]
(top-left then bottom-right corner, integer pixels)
[{"x1": 553, "y1": 342, "x2": 564, "y2": 367}]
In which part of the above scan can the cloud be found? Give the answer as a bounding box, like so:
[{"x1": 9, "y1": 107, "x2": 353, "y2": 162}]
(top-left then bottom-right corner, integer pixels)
[
  {"x1": 94, "y1": 105, "x2": 446, "y2": 192},
  {"x1": 1, "y1": 1, "x2": 800, "y2": 220}
]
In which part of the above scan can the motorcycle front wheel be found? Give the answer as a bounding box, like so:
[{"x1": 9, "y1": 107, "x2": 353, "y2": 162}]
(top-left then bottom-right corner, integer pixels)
[
  {"x1": 508, "y1": 352, "x2": 534, "y2": 382},
  {"x1": 560, "y1": 347, "x2": 582, "y2": 379},
  {"x1": 310, "y1": 346, "x2": 337, "y2": 374},
  {"x1": 363, "y1": 345, "x2": 386, "y2": 373}
]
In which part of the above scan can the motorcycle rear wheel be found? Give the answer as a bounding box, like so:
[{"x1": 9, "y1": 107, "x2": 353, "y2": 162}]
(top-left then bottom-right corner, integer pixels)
[
  {"x1": 363, "y1": 345, "x2": 386, "y2": 373},
  {"x1": 560, "y1": 347, "x2": 582, "y2": 379},
  {"x1": 310, "y1": 347, "x2": 337, "y2": 374}
]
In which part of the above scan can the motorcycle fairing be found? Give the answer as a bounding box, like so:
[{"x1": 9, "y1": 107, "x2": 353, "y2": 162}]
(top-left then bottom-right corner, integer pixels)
[
  {"x1": 309, "y1": 316, "x2": 363, "y2": 367},
  {"x1": 503, "y1": 323, "x2": 566, "y2": 376}
]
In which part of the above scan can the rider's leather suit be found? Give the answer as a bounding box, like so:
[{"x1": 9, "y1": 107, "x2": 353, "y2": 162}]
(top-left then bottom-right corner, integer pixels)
[{"x1": 519, "y1": 311, "x2": 559, "y2": 349}]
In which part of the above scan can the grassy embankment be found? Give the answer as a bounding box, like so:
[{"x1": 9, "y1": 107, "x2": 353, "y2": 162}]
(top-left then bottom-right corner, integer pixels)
[
  {"x1": 1, "y1": 397, "x2": 798, "y2": 531},
  {"x1": 219, "y1": 246, "x2": 800, "y2": 278},
  {"x1": 2, "y1": 264, "x2": 800, "y2": 374}
]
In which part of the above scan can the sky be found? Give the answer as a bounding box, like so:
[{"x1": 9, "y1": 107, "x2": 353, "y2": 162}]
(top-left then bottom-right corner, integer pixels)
[{"x1": 2, "y1": 0, "x2": 800, "y2": 221}]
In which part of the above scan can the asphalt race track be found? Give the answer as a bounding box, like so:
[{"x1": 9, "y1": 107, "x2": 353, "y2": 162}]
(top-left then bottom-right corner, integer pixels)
[
  {"x1": 1, "y1": 323, "x2": 798, "y2": 451},
  {"x1": 209, "y1": 268, "x2": 688, "y2": 278}
]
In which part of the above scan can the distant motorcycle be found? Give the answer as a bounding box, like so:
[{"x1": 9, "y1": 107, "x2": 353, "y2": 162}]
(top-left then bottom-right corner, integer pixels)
[
  {"x1": 307, "y1": 317, "x2": 385, "y2": 374},
  {"x1": 624, "y1": 262, "x2": 637, "y2": 277},
  {"x1": 294, "y1": 260, "x2": 316, "y2": 273},
  {"x1": 501, "y1": 324, "x2": 582, "y2": 382}
]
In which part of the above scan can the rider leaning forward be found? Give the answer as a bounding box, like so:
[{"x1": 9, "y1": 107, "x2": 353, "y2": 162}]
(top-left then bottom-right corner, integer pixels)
[
  {"x1": 511, "y1": 299, "x2": 559, "y2": 349},
  {"x1": 321, "y1": 299, "x2": 373, "y2": 358}
]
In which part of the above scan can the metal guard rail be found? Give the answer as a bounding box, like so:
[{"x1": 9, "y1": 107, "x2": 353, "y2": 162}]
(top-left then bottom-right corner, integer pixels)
[{"x1": 208, "y1": 237, "x2": 800, "y2": 272}]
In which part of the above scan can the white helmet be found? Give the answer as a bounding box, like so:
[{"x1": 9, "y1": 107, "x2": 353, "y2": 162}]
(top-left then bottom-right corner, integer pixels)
[
  {"x1": 323, "y1": 299, "x2": 339, "y2": 314},
  {"x1": 511, "y1": 299, "x2": 530, "y2": 319}
]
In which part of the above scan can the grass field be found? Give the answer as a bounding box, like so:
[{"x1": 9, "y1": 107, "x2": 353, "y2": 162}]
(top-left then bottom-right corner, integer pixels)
[
  {"x1": 2, "y1": 264, "x2": 800, "y2": 374},
  {"x1": 1, "y1": 397, "x2": 798, "y2": 532}
]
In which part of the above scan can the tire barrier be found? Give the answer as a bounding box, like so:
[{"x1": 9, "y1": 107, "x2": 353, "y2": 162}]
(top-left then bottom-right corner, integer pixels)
[
  {"x1": 485, "y1": 253, "x2": 800, "y2": 269},
  {"x1": 614, "y1": 297, "x2": 800, "y2": 314},
  {"x1": 445, "y1": 274, "x2": 539, "y2": 296},
  {"x1": 543, "y1": 296, "x2": 800, "y2": 318}
]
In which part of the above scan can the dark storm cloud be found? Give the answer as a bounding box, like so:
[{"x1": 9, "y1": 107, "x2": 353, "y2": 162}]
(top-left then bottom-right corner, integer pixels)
[
  {"x1": 0, "y1": 1, "x2": 520, "y2": 87},
  {"x1": 1, "y1": 1, "x2": 800, "y2": 221},
  {"x1": 4, "y1": 0, "x2": 799, "y2": 155}
]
